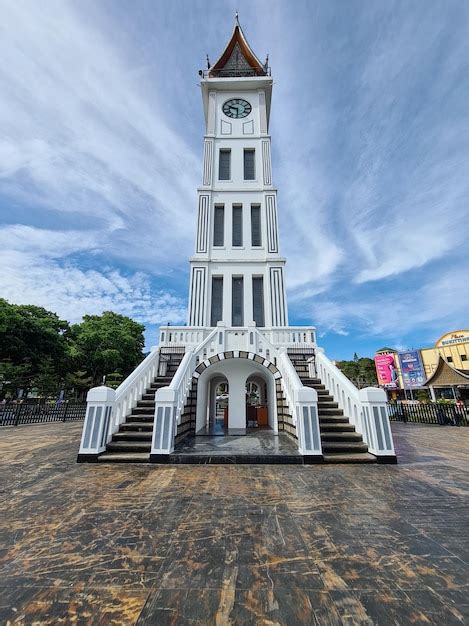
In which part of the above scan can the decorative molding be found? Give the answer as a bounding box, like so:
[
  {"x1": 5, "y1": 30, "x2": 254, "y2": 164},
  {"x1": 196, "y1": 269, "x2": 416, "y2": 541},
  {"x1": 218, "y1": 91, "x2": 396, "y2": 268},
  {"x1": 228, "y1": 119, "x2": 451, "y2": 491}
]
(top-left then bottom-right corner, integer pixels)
[
  {"x1": 221, "y1": 119, "x2": 232, "y2": 135},
  {"x1": 262, "y1": 140, "x2": 272, "y2": 185},
  {"x1": 259, "y1": 91, "x2": 267, "y2": 133},
  {"x1": 270, "y1": 267, "x2": 287, "y2": 326},
  {"x1": 202, "y1": 140, "x2": 213, "y2": 186},
  {"x1": 196, "y1": 195, "x2": 209, "y2": 253},
  {"x1": 243, "y1": 120, "x2": 254, "y2": 135},
  {"x1": 266, "y1": 194, "x2": 279, "y2": 253},
  {"x1": 208, "y1": 91, "x2": 216, "y2": 135},
  {"x1": 189, "y1": 267, "x2": 207, "y2": 326}
]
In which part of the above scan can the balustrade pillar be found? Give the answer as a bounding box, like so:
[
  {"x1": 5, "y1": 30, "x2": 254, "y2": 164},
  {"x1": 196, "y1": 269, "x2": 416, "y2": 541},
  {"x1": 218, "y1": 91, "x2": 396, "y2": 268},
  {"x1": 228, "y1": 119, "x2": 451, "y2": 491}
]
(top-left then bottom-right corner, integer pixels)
[
  {"x1": 359, "y1": 387, "x2": 397, "y2": 463},
  {"x1": 150, "y1": 388, "x2": 177, "y2": 462},
  {"x1": 77, "y1": 386, "x2": 115, "y2": 462},
  {"x1": 296, "y1": 387, "x2": 323, "y2": 463}
]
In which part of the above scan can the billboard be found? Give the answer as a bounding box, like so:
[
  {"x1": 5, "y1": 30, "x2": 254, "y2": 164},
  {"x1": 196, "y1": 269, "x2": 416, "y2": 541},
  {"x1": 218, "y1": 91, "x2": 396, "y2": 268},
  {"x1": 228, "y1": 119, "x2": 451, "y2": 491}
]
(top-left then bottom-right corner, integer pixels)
[
  {"x1": 374, "y1": 353, "x2": 399, "y2": 388},
  {"x1": 398, "y1": 350, "x2": 425, "y2": 388}
]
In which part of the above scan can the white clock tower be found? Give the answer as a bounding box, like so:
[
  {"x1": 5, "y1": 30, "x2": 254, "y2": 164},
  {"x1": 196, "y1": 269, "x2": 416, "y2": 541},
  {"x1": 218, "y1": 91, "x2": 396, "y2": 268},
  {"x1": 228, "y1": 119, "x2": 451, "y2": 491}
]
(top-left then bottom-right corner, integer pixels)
[
  {"x1": 188, "y1": 15, "x2": 288, "y2": 330},
  {"x1": 79, "y1": 15, "x2": 396, "y2": 465}
]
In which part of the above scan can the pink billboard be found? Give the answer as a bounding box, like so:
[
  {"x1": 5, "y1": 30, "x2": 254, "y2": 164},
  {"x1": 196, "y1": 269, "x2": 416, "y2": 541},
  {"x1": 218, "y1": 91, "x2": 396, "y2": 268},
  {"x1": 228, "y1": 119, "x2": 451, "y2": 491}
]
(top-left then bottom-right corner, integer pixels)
[{"x1": 374, "y1": 354, "x2": 399, "y2": 387}]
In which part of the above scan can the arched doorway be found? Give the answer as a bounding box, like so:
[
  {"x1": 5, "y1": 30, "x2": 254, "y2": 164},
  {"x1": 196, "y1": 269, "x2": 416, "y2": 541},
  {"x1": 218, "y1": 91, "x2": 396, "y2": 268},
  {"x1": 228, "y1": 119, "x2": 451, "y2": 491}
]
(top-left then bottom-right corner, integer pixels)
[
  {"x1": 246, "y1": 374, "x2": 269, "y2": 428},
  {"x1": 195, "y1": 355, "x2": 278, "y2": 435}
]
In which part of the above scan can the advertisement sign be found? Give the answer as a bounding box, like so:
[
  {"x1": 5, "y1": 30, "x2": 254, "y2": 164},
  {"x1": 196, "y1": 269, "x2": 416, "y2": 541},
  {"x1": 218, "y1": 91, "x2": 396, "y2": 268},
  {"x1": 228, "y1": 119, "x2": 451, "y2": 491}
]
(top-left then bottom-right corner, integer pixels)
[
  {"x1": 374, "y1": 354, "x2": 399, "y2": 388},
  {"x1": 398, "y1": 350, "x2": 425, "y2": 388}
]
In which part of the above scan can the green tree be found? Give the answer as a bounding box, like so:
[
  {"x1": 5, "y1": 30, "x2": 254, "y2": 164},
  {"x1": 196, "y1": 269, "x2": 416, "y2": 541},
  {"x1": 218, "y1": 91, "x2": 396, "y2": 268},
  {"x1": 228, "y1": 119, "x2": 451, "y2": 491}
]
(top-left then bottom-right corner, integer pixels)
[
  {"x1": 336, "y1": 356, "x2": 378, "y2": 388},
  {"x1": 0, "y1": 299, "x2": 70, "y2": 397},
  {"x1": 71, "y1": 311, "x2": 145, "y2": 386}
]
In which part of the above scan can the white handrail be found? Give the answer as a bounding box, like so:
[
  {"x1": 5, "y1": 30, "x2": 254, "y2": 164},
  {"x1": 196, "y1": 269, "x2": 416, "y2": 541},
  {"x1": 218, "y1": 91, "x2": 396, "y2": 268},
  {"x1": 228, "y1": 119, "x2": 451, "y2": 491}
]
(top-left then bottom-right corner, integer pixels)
[
  {"x1": 315, "y1": 349, "x2": 362, "y2": 430},
  {"x1": 112, "y1": 348, "x2": 161, "y2": 430}
]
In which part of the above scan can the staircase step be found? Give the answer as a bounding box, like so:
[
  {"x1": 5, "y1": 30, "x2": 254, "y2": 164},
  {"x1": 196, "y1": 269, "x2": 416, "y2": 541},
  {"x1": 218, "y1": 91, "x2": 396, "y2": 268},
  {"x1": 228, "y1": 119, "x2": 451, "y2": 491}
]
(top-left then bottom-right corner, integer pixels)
[
  {"x1": 113, "y1": 432, "x2": 152, "y2": 442},
  {"x1": 319, "y1": 416, "x2": 349, "y2": 423},
  {"x1": 131, "y1": 407, "x2": 155, "y2": 415},
  {"x1": 318, "y1": 408, "x2": 344, "y2": 416},
  {"x1": 320, "y1": 432, "x2": 363, "y2": 442},
  {"x1": 120, "y1": 422, "x2": 153, "y2": 431},
  {"x1": 137, "y1": 399, "x2": 156, "y2": 407},
  {"x1": 142, "y1": 393, "x2": 156, "y2": 401},
  {"x1": 98, "y1": 452, "x2": 150, "y2": 463},
  {"x1": 317, "y1": 401, "x2": 339, "y2": 409},
  {"x1": 107, "y1": 441, "x2": 152, "y2": 451},
  {"x1": 320, "y1": 423, "x2": 355, "y2": 432},
  {"x1": 321, "y1": 441, "x2": 368, "y2": 453},
  {"x1": 323, "y1": 453, "x2": 377, "y2": 464},
  {"x1": 127, "y1": 415, "x2": 154, "y2": 423}
]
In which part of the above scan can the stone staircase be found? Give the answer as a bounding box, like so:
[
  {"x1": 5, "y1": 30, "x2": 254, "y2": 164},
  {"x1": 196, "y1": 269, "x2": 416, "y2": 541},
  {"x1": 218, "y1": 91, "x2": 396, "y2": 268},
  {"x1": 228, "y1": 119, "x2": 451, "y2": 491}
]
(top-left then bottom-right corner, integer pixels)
[
  {"x1": 288, "y1": 351, "x2": 376, "y2": 463},
  {"x1": 98, "y1": 349, "x2": 185, "y2": 463}
]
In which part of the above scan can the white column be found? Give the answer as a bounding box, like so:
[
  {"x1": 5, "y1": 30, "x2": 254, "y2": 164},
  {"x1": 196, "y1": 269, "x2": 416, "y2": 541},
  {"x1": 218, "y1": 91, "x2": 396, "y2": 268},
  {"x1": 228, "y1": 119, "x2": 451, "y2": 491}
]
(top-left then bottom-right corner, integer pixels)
[
  {"x1": 359, "y1": 387, "x2": 396, "y2": 462},
  {"x1": 296, "y1": 386, "x2": 322, "y2": 461},
  {"x1": 77, "y1": 386, "x2": 115, "y2": 461}
]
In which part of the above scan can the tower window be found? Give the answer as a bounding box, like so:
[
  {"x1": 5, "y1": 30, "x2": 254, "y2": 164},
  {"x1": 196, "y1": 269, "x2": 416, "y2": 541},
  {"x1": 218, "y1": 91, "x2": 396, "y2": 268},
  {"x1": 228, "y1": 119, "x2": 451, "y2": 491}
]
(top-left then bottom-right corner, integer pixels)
[
  {"x1": 213, "y1": 205, "x2": 224, "y2": 246},
  {"x1": 211, "y1": 277, "x2": 223, "y2": 326},
  {"x1": 251, "y1": 205, "x2": 261, "y2": 246},
  {"x1": 219, "y1": 149, "x2": 231, "y2": 180},
  {"x1": 447, "y1": 356, "x2": 453, "y2": 363},
  {"x1": 461, "y1": 354, "x2": 467, "y2": 362},
  {"x1": 252, "y1": 276, "x2": 265, "y2": 327},
  {"x1": 232, "y1": 276, "x2": 244, "y2": 326},
  {"x1": 232, "y1": 205, "x2": 243, "y2": 247},
  {"x1": 244, "y1": 149, "x2": 255, "y2": 180}
]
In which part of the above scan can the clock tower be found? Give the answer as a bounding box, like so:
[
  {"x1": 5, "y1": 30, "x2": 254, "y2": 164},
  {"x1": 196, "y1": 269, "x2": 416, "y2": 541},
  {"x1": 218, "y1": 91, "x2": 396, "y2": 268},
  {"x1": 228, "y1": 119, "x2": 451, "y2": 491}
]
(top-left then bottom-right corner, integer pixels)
[
  {"x1": 188, "y1": 16, "x2": 288, "y2": 329},
  {"x1": 78, "y1": 15, "x2": 396, "y2": 465}
]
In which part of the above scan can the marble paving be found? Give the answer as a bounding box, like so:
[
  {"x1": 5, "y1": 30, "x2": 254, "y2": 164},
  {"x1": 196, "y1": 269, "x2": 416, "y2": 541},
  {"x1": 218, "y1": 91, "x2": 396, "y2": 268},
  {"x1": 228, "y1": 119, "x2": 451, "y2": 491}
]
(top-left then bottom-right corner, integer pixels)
[{"x1": 0, "y1": 422, "x2": 468, "y2": 624}]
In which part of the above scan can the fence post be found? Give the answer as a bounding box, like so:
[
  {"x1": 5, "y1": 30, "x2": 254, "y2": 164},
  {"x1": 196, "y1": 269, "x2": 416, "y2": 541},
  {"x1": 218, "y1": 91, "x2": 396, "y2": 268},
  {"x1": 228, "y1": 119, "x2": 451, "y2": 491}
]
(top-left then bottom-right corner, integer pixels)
[
  {"x1": 77, "y1": 387, "x2": 115, "y2": 462},
  {"x1": 62, "y1": 401, "x2": 69, "y2": 422},
  {"x1": 359, "y1": 387, "x2": 397, "y2": 463},
  {"x1": 296, "y1": 387, "x2": 323, "y2": 463},
  {"x1": 150, "y1": 388, "x2": 176, "y2": 462}
]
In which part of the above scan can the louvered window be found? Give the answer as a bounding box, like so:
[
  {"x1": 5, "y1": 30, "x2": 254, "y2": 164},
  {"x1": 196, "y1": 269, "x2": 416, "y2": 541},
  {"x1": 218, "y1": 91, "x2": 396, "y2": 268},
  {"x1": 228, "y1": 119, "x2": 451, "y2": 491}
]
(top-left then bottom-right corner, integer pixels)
[
  {"x1": 252, "y1": 277, "x2": 265, "y2": 327},
  {"x1": 244, "y1": 149, "x2": 255, "y2": 180},
  {"x1": 251, "y1": 205, "x2": 261, "y2": 247},
  {"x1": 211, "y1": 277, "x2": 223, "y2": 326},
  {"x1": 219, "y1": 149, "x2": 231, "y2": 180},
  {"x1": 213, "y1": 205, "x2": 224, "y2": 246},
  {"x1": 232, "y1": 205, "x2": 243, "y2": 247},
  {"x1": 232, "y1": 276, "x2": 244, "y2": 326}
]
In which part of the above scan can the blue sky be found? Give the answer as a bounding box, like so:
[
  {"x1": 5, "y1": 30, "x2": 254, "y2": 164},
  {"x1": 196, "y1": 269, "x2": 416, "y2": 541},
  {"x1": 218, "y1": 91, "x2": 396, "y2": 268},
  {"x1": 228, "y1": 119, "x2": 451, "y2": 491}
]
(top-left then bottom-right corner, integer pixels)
[{"x1": 1, "y1": 0, "x2": 468, "y2": 360}]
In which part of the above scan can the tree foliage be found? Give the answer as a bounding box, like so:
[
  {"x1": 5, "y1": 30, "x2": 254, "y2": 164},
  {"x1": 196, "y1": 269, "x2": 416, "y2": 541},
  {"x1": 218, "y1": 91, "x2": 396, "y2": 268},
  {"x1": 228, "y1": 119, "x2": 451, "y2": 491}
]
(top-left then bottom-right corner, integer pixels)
[
  {"x1": 336, "y1": 357, "x2": 378, "y2": 388},
  {"x1": 0, "y1": 300, "x2": 145, "y2": 398}
]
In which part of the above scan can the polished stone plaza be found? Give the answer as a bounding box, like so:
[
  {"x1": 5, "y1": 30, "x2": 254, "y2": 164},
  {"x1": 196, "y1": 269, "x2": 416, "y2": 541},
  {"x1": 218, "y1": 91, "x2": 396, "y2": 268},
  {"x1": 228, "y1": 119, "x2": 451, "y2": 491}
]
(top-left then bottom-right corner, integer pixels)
[{"x1": 0, "y1": 422, "x2": 468, "y2": 624}]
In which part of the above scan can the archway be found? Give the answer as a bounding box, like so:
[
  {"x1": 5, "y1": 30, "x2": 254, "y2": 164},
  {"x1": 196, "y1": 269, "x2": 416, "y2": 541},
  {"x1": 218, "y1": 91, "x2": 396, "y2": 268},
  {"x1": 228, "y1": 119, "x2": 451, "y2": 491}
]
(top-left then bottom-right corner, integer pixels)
[{"x1": 194, "y1": 355, "x2": 278, "y2": 435}]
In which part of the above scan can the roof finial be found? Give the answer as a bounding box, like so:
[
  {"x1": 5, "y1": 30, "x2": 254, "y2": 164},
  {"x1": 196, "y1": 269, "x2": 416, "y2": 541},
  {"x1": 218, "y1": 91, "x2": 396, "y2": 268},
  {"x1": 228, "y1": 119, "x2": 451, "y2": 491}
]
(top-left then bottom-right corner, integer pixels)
[
  {"x1": 235, "y1": 9, "x2": 239, "y2": 25},
  {"x1": 206, "y1": 54, "x2": 210, "y2": 69}
]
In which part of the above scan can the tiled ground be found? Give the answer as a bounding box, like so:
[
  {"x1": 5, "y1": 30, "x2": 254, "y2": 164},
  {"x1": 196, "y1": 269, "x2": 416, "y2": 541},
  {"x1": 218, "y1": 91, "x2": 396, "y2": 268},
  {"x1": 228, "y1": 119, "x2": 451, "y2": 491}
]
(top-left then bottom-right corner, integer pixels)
[{"x1": 0, "y1": 422, "x2": 468, "y2": 625}]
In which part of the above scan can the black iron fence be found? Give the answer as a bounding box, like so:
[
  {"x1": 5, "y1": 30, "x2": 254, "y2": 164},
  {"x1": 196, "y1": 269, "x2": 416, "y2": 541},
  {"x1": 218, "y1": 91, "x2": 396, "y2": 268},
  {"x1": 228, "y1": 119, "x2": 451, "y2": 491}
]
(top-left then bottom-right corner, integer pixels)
[
  {"x1": 388, "y1": 402, "x2": 469, "y2": 426},
  {"x1": 0, "y1": 401, "x2": 87, "y2": 427}
]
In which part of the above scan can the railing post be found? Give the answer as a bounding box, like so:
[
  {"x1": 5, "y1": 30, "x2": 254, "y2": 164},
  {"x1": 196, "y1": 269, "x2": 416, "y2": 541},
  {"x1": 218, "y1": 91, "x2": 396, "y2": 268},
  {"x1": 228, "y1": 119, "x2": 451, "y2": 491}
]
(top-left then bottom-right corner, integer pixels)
[
  {"x1": 150, "y1": 388, "x2": 177, "y2": 462},
  {"x1": 296, "y1": 387, "x2": 323, "y2": 463},
  {"x1": 77, "y1": 386, "x2": 115, "y2": 462},
  {"x1": 359, "y1": 388, "x2": 396, "y2": 463}
]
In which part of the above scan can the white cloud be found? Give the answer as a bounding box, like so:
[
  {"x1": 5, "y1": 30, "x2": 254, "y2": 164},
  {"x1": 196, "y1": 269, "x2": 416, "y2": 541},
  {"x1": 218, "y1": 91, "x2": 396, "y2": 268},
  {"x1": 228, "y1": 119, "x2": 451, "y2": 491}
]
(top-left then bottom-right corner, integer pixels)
[{"x1": 0, "y1": 0, "x2": 199, "y2": 271}]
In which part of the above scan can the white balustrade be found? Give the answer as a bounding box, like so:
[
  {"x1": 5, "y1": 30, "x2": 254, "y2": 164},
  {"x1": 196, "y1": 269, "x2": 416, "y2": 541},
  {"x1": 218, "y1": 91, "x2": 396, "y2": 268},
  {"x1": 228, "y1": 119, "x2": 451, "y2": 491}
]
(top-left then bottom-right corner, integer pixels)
[
  {"x1": 315, "y1": 349, "x2": 396, "y2": 460},
  {"x1": 78, "y1": 348, "x2": 162, "y2": 461},
  {"x1": 151, "y1": 328, "x2": 219, "y2": 457},
  {"x1": 277, "y1": 348, "x2": 321, "y2": 458}
]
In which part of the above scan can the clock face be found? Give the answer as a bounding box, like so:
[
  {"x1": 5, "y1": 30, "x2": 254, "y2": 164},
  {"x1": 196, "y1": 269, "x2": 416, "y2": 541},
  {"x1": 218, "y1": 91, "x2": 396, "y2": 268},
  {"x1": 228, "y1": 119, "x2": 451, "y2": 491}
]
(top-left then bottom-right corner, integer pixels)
[{"x1": 222, "y1": 98, "x2": 252, "y2": 119}]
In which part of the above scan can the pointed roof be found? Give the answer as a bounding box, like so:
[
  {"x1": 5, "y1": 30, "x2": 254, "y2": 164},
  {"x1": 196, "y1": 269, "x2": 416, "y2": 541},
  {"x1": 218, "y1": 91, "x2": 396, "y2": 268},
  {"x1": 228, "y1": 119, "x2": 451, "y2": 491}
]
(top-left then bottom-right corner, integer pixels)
[
  {"x1": 424, "y1": 356, "x2": 469, "y2": 387},
  {"x1": 209, "y1": 14, "x2": 268, "y2": 78}
]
